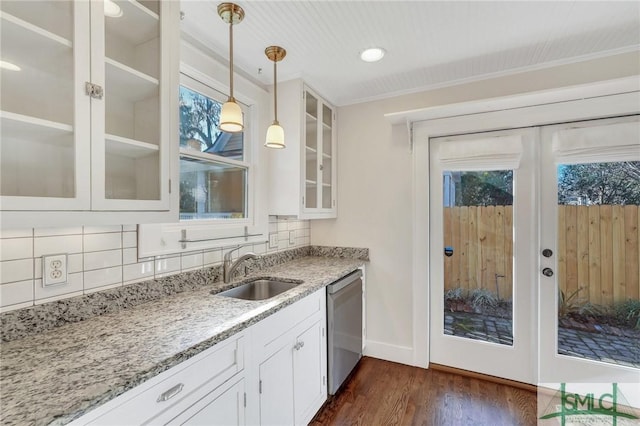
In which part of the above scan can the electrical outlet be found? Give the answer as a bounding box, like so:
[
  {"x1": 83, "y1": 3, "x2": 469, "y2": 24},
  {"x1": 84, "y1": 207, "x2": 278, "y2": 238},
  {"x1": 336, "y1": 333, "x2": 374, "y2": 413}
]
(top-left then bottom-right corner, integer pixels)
[
  {"x1": 289, "y1": 231, "x2": 296, "y2": 246},
  {"x1": 43, "y1": 254, "x2": 68, "y2": 287},
  {"x1": 269, "y1": 233, "x2": 278, "y2": 249}
]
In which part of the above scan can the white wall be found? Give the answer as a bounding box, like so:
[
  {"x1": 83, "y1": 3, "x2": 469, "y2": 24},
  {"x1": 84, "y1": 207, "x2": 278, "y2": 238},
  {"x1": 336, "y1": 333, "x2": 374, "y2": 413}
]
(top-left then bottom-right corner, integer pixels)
[{"x1": 310, "y1": 51, "x2": 640, "y2": 365}]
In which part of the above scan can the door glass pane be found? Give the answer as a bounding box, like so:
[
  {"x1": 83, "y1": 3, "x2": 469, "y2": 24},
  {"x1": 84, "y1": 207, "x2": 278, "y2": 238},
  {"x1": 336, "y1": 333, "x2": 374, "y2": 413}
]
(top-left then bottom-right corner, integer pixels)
[
  {"x1": 321, "y1": 104, "x2": 332, "y2": 209},
  {"x1": 443, "y1": 170, "x2": 514, "y2": 346},
  {"x1": 0, "y1": 0, "x2": 76, "y2": 198},
  {"x1": 305, "y1": 92, "x2": 318, "y2": 208},
  {"x1": 556, "y1": 161, "x2": 640, "y2": 368},
  {"x1": 104, "y1": 0, "x2": 161, "y2": 200}
]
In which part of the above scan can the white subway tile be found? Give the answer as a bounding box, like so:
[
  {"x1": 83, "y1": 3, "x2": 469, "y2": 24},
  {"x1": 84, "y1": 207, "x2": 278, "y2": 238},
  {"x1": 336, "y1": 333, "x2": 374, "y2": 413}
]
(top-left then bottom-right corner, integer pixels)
[
  {"x1": 123, "y1": 261, "x2": 154, "y2": 283},
  {"x1": 0, "y1": 238, "x2": 33, "y2": 261},
  {"x1": 34, "y1": 235, "x2": 82, "y2": 257},
  {"x1": 0, "y1": 229, "x2": 33, "y2": 238},
  {"x1": 83, "y1": 226, "x2": 122, "y2": 234},
  {"x1": 277, "y1": 220, "x2": 288, "y2": 232},
  {"x1": 34, "y1": 272, "x2": 83, "y2": 301},
  {"x1": 68, "y1": 254, "x2": 83, "y2": 273},
  {"x1": 122, "y1": 232, "x2": 137, "y2": 248},
  {"x1": 0, "y1": 280, "x2": 33, "y2": 307},
  {"x1": 84, "y1": 282, "x2": 121, "y2": 294},
  {"x1": 34, "y1": 227, "x2": 82, "y2": 237},
  {"x1": 268, "y1": 222, "x2": 277, "y2": 233},
  {"x1": 181, "y1": 252, "x2": 203, "y2": 271},
  {"x1": 83, "y1": 233, "x2": 121, "y2": 253},
  {"x1": 123, "y1": 248, "x2": 138, "y2": 265},
  {"x1": 123, "y1": 225, "x2": 137, "y2": 232},
  {"x1": 287, "y1": 220, "x2": 298, "y2": 231},
  {"x1": 84, "y1": 249, "x2": 122, "y2": 271},
  {"x1": 203, "y1": 249, "x2": 222, "y2": 266},
  {"x1": 277, "y1": 231, "x2": 290, "y2": 247},
  {"x1": 253, "y1": 242, "x2": 267, "y2": 255},
  {"x1": 0, "y1": 300, "x2": 33, "y2": 313},
  {"x1": 155, "y1": 256, "x2": 180, "y2": 278},
  {"x1": 0, "y1": 259, "x2": 33, "y2": 284},
  {"x1": 84, "y1": 266, "x2": 122, "y2": 290}
]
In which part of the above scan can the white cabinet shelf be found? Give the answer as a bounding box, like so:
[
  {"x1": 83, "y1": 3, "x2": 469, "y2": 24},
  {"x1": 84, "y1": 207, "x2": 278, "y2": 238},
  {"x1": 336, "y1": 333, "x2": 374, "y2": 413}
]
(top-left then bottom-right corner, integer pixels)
[
  {"x1": 105, "y1": 58, "x2": 159, "y2": 103},
  {"x1": 106, "y1": 134, "x2": 159, "y2": 158},
  {"x1": 269, "y1": 79, "x2": 337, "y2": 219},
  {"x1": 0, "y1": 11, "x2": 72, "y2": 52},
  {"x1": 107, "y1": 0, "x2": 159, "y2": 46},
  {"x1": 1, "y1": 111, "x2": 73, "y2": 144}
]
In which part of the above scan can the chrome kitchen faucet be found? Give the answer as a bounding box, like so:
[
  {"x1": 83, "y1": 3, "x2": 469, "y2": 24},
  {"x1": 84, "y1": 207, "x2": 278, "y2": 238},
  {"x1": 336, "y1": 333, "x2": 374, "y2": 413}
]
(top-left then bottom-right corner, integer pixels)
[{"x1": 223, "y1": 246, "x2": 260, "y2": 283}]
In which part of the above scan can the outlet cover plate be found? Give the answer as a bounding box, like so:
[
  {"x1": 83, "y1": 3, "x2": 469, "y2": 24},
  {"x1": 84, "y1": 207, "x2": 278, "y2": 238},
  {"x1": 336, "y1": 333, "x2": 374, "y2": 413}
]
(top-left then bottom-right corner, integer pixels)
[
  {"x1": 269, "y1": 233, "x2": 278, "y2": 249},
  {"x1": 43, "y1": 254, "x2": 68, "y2": 287}
]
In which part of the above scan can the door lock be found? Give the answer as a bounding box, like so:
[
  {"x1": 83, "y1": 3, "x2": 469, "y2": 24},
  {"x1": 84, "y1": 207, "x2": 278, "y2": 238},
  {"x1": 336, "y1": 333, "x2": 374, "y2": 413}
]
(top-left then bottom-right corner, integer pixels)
[
  {"x1": 542, "y1": 249, "x2": 553, "y2": 258},
  {"x1": 542, "y1": 267, "x2": 554, "y2": 277}
]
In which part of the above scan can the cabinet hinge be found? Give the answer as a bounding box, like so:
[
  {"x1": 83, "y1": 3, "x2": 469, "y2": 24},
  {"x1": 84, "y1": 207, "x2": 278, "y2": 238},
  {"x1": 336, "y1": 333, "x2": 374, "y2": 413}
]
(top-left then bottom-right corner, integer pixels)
[
  {"x1": 302, "y1": 196, "x2": 305, "y2": 206},
  {"x1": 322, "y1": 327, "x2": 325, "y2": 338},
  {"x1": 259, "y1": 380, "x2": 262, "y2": 394},
  {"x1": 323, "y1": 376, "x2": 326, "y2": 386},
  {"x1": 168, "y1": 179, "x2": 172, "y2": 194},
  {"x1": 333, "y1": 199, "x2": 336, "y2": 207},
  {"x1": 243, "y1": 392, "x2": 247, "y2": 407}
]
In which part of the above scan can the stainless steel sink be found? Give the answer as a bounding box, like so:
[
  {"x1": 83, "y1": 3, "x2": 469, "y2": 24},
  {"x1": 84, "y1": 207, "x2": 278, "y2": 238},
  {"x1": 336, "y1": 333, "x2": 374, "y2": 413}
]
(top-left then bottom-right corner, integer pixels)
[{"x1": 215, "y1": 278, "x2": 302, "y2": 301}]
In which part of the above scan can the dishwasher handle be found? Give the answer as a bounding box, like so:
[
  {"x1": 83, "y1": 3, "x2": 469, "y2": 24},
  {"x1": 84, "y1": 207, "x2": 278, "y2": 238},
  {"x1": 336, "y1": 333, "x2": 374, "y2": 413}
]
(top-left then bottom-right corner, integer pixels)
[{"x1": 327, "y1": 270, "x2": 363, "y2": 294}]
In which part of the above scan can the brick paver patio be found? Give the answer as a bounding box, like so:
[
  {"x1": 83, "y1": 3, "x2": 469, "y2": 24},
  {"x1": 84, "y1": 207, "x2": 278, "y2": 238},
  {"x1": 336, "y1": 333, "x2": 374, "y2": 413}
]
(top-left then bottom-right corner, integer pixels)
[{"x1": 444, "y1": 312, "x2": 640, "y2": 369}]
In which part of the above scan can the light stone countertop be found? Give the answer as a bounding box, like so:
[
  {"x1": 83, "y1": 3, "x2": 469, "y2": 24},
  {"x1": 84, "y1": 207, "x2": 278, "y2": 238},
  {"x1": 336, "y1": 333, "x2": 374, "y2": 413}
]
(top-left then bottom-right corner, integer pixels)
[{"x1": 0, "y1": 256, "x2": 364, "y2": 426}]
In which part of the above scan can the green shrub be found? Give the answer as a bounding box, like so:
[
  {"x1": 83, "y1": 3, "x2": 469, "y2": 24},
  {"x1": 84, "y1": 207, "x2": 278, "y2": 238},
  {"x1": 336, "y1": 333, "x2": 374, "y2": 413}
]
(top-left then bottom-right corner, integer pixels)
[
  {"x1": 614, "y1": 299, "x2": 640, "y2": 330},
  {"x1": 470, "y1": 288, "x2": 498, "y2": 311}
]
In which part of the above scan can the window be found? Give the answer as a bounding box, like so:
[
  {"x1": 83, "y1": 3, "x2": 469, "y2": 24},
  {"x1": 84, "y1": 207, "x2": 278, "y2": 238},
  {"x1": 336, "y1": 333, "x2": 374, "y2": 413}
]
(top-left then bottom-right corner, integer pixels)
[
  {"x1": 138, "y1": 68, "x2": 266, "y2": 258},
  {"x1": 179, "y1": 79, "x2": 249, "y2": 220}
]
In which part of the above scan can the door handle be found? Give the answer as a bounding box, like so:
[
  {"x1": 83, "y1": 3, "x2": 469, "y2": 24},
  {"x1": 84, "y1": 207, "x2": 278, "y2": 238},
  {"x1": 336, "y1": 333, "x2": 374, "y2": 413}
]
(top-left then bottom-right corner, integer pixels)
[
  {"x1": 542, "y1": 267, "x2": 554, "y2": 277},
  {"x1": 542, "y1": 249, "x2": 553, "y2": 258}
]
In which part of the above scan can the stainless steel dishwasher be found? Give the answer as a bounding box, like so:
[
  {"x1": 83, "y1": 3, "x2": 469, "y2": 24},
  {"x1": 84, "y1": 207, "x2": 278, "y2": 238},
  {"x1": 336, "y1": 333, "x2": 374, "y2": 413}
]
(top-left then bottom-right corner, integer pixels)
[{"x1": 327, "y1": 269, "x2": 363, "y2": 395}]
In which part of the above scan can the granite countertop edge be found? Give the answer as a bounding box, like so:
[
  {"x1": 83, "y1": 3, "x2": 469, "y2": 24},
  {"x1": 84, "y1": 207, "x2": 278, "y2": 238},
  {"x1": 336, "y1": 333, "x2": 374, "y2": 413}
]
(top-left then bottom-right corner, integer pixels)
[{"x1": 0, "y1": 253, "x2": 366, "y2": 426}]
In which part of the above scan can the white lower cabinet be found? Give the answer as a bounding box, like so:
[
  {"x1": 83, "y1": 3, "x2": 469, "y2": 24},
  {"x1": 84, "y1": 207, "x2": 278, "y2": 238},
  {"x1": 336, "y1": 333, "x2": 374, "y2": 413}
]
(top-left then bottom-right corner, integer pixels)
[
  {"x1": 253, "y1": 289, "x2": 327, "y2": 426},
  {"x1": 71, "y1": 289, "x2": 328, "y2": 426}
]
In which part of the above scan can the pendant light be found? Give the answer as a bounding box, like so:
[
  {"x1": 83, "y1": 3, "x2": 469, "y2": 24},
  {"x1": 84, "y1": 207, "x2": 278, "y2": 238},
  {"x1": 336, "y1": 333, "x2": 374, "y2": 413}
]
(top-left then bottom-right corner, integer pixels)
[
  {"x1": 218, "y1": 3, "x2": 244, "y2": 133},
  {"x1": 264, "y1": 46, "x2": 286, "y2": 149}
]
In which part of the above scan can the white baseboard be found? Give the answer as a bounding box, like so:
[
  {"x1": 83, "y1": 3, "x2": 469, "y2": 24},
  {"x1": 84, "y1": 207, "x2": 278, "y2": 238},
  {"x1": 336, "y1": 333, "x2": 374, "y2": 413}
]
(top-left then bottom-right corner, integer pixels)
[{"x1": 364, "y1": 340, "x2": 415, "y2": 366}]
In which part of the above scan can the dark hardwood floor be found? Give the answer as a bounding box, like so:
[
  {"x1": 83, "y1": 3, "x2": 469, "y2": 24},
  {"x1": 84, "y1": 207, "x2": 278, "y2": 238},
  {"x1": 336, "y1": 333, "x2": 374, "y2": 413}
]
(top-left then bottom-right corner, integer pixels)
[{"x1": 310, "y1": 357, "x2": 538, "y2": 426}]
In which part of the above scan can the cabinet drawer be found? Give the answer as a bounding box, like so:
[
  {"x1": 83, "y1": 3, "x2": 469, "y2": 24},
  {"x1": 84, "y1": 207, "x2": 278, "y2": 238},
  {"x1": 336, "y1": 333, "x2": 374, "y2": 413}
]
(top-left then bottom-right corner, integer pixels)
[
  {"x1": 252, "y1": 289, "x2": 325, "y2": 350},
  {"x1": 79, "y1": 336, "x2": 244, "y2": 425}
]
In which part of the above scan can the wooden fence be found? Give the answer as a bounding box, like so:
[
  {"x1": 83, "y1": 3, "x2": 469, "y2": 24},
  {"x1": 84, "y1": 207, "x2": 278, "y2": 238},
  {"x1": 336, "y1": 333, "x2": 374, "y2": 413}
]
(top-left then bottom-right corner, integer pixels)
[{"x1": 443, "y1": 205, "x2": 640, "y2": 306}]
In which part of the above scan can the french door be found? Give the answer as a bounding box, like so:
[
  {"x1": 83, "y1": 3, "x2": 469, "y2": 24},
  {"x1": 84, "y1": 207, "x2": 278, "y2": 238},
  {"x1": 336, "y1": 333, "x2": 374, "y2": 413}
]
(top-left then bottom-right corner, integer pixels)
[
  {"x1": 429, "y1": 115, "x2": 640, "y2": 392},
  {"x1": 429, "y1": 128, "x2": 537, "y2": 384},
  {"x1": 539, "y1": 116, "x2": 640, "y2": 404}
]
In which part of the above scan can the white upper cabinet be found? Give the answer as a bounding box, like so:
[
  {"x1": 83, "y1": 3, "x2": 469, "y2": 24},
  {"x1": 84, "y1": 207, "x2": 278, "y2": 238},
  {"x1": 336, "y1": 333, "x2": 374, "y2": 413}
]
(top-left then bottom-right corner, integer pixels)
[
  {"x1": 268, "y1": 79, "x2": 337, "y2": 219},
  {"x1": 0, "y1": 0, "x2": 179, "y2": 228}
]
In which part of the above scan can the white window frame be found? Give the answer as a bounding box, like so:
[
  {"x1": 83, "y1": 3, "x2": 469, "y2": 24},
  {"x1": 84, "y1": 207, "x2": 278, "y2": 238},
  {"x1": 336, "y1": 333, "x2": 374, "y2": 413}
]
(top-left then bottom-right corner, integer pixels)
[{"x1": 138, "y1": 64, "x2": 266, "y2": 257}]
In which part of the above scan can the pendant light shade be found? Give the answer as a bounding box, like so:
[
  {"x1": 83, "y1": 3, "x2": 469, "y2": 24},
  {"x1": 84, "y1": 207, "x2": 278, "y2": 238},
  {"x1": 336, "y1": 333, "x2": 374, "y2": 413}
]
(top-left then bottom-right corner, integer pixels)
[
  {"x1": 264, "y1": 46, "x2": 286, "y2": 149},
  {"x1": 218, "y1": 3, "x2": 244, "y2": 133}
]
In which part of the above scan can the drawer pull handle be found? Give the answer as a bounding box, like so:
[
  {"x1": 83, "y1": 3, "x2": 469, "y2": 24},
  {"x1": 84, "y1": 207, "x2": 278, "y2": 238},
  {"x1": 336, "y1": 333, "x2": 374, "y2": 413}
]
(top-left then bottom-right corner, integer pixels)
[
  {"x1": 157, "y1": 383, "x2": 184, "y2": 402},
  {"x1": 294, "y1": 341, "x2": 305, "y2": 351}
]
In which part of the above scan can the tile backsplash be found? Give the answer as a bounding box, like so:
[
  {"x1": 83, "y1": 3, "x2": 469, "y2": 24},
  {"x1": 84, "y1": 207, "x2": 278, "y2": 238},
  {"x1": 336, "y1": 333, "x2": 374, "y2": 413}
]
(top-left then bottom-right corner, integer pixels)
[{"x1": 0, "y1": 217, "x2": 310, "y2": 312}]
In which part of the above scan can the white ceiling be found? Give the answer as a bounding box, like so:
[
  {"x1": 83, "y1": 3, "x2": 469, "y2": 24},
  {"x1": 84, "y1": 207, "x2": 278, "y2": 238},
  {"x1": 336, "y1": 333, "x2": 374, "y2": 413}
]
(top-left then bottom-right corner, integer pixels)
[{"x1": 180, "y1": 1, "x2": 640, "y2": 106}]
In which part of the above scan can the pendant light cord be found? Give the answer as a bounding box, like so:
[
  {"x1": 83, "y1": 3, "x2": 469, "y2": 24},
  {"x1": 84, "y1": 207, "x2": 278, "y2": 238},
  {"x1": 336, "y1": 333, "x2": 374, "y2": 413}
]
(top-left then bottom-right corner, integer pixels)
[
  {"x1": 273, "y1": 59, "x2": 278, "y2": 123},
  {"x1": 228, "y1": 15, "x2": 234, "y2": 101}
]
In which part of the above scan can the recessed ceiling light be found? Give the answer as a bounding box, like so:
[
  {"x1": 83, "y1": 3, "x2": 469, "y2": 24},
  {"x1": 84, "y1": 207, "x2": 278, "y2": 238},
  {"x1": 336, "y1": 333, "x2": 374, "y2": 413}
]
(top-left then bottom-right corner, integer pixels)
[
  {"x1": 360, "y1": 47, "x2": 385, "y2": 63},
  {"x1": 104, "y1": 0, "x2": 123, "y2": 18},
  {"x1": 0, "y1": 60, "x2": 21, "y2": 71}
]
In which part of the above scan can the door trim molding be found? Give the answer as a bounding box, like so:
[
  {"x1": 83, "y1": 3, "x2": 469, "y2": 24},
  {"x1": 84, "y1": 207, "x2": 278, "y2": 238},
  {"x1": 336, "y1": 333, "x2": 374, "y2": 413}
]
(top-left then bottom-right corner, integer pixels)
[{"x1": 411, "y1": 77, "x2": 640, "y2": 369}]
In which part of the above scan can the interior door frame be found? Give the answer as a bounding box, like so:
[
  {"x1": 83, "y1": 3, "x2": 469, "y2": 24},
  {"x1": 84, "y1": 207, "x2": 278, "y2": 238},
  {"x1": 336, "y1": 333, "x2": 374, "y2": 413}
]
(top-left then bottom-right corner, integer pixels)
[{"x1": 409, "y1": 77, "x2": 640, "y2": 369}]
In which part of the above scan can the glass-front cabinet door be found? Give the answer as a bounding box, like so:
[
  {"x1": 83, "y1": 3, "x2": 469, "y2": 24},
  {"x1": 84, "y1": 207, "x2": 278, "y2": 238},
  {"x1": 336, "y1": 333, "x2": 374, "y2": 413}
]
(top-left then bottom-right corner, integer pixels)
[
  {"x1": 0, "y1": 0, "x2": 175, "y2": 223},
  {"x1": 91, "y1": 0, "x2": 170, "y2": 210},
  {"x1": 303, "y1": 87, "x2": 335, "y2": 215},
  {"x1": 0, "y1": 0, "x2": 90, "y2": 210}
]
